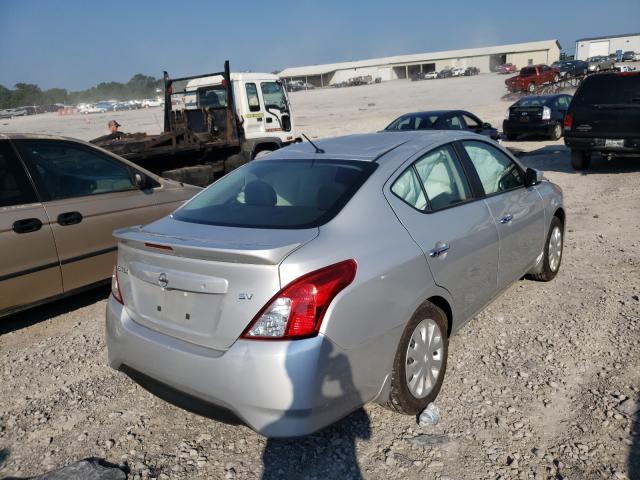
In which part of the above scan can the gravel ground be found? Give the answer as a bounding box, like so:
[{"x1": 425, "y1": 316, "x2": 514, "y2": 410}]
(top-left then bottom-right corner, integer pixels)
[{"x1": 1, "y1": 73, "x2": 639, "y2": 480}]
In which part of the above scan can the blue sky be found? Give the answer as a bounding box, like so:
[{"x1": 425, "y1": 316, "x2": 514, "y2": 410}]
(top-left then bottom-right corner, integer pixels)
[{"x1": 1, "y1": 0, "x2": 639, "y2": 90}]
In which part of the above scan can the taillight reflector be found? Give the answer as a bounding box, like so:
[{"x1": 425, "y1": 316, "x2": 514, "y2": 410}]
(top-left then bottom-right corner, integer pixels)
[
  {"x1": 242, "y1": 260, "x2": 357, "y2": 340},
  {"x1": 111, "y1": 266, "x2": 124, "y2": 305},
  {"x1": 564, "y1": 113, "x2": 572, "y2": 130},
  {"x1": 144, "y1": 242, "x2": 173, "y2": 251}
]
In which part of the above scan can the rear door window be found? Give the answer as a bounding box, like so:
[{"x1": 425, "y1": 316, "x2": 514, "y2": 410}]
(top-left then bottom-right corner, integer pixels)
[
  {"x1": 391, "y1": 144, "x2": 472, "y2": 211},
  {"x1": 462, "y1": 141, "x2": 524, "y2": 195},
  {"x1": 0, "y1": 141, "x2": 38, "y2": 207},
  {"x1": 462, "y1": 114, "x2": 480, "y2": 129},
  {"x1": 174, "y1": 159, "x2": 376, "y2": 229},
  {"x1": 15, "y1": 141, "x2": 136, "y2": 201}
]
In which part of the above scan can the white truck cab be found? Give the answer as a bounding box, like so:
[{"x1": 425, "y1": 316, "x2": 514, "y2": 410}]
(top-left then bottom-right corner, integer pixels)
[{"x1": 184, "y1": 72, "x2": 299, "y2": 158}]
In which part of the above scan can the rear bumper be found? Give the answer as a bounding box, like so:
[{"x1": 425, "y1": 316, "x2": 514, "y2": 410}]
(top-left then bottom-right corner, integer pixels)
[
  {"x1": 503, "y1": 120, "x2": 555, "y2": 136},
  {"x1": 564, "y1": 135, "x2": 640, "y2": 154},
  {"x1": 105, "y1": 296, "x2": 369, "y2": 437}
]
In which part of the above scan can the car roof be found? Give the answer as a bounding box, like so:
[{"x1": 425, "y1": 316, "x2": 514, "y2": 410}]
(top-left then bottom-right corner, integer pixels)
[
  {"x1": 393, "y1": 109, "x2": 470, "y2": 117},
  {"x1": 265, "y1": 131, "x2": 490, "y2": 163},
  {"x1": 0, "y1": 132, "x2": 74, "y2": 141}
]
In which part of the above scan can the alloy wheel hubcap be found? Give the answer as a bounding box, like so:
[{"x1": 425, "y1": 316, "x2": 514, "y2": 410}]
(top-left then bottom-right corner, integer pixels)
[
  {"x1": 405, "y1": 318, "x2": 443, "y2": 398},
  {"x1": 548, "y1": 226, "x2": 562, "y2": 272}
]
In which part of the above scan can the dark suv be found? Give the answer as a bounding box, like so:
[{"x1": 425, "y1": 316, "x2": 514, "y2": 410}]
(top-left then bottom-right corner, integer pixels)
[{"x1": 564, "y1": 72, "x2": 640, "y2": 170}]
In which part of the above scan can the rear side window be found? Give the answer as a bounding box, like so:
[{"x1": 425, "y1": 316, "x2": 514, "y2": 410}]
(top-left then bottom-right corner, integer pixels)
[
  {"x1": 15, "y1": 141, "x2": 136, "y2": 201},
  {"x1": 462, "y1": 141, "x2": 523, "y2": 195},
  {"x1": 574, "y1": 74, "x2": 640, "y2": 105},
  {"x1": 0, "y1": 141, "x2": 38, "y2": 207},
  {"x1": 391, "y1": 145, "x2": 471, "y2": 211},
  {"x1": 174, "y1": 159, "x2": 376, "y2": 229}
]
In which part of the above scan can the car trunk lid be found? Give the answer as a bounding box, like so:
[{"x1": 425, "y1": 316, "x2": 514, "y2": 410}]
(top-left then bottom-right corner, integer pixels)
[{"x1": 114, "y1": 217, "x2": 318, "y2": 351}]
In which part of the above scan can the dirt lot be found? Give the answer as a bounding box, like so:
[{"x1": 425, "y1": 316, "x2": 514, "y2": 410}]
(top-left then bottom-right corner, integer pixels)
[{"x1": 1, "y1": 73, "x2": 639, "y2": 480}]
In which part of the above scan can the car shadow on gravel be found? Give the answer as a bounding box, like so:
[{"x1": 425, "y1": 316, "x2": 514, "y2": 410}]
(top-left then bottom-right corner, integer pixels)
[
  {"x1": 0, "y1": 285, "x2": 110, "y2": 336},
  {"x1": 261, "y1": 341, "x2": 371, "y2": 480},
  {"x1": 629, "y1": 394, "x2": 640, "y2": 480},
  {"x1": 518, "y1": 145, "x2": 640, "y2": 175}
]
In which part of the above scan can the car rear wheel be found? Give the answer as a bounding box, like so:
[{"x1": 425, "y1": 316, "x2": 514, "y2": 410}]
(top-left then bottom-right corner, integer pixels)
[
  {"x1": 550, "y1": 123, "x2": 563, "y2": 140},
  {"x1": 386, "y1": 302, "x2": 448, "y2": 415},
  {"x1": 529, "y1": 216, "x2": 563, "y2": 282},
  {"x1": 553, "y1": 74, "x2": 560, "y2": 83},
  {"x1": 571, "y1": 150, "x2": 591, "y2": 170},
  {"x1": 527, "y1": 83, "x2": 536, "y2": 93}
]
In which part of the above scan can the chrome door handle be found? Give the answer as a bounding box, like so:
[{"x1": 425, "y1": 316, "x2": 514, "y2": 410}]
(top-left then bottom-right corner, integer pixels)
[
  {"x1": 429, "y1": 243, "x2": 450, "y2": 258},
  {"x1": 500, "y1": 214, "x2": 513, "y2": 224}
]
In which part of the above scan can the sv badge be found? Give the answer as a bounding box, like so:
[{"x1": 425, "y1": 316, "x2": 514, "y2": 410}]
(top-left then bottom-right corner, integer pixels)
[{"x1": 238, "y1": 293, "x2": 254, "y2": 300}]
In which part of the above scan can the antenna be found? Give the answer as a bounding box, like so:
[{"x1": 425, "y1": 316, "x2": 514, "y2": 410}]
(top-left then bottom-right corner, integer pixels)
[{"x1": 302, "y1": 133, "x2": 325, "y2": 154}]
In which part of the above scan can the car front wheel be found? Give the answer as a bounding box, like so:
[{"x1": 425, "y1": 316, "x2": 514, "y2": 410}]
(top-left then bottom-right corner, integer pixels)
[
  {"x1": 386, "y1": 302, "x2": 448, "y2": 415},
  {"x1": 529, "y1": 216, "x2": 563, "y2": 282}
]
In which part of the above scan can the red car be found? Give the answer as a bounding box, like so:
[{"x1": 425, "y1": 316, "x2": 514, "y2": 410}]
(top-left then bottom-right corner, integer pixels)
[
  {"x1": 505, "y1": 64, "x2": 561, "y2": 93},
  {"x1": 498, "y1": 63, "x2": 517, "y2": 74}
]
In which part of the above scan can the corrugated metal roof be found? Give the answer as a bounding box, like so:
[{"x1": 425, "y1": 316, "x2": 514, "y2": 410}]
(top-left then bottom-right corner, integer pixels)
[
  {"x1": 576, "y1": 32, "x2": 640, "y2": 42},
  {"x1": 279, "y1": 40, "x2": 561, "y2": 77}
]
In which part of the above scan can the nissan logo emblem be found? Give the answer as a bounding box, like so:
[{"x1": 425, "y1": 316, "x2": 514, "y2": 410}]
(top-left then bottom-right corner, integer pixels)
[{"x1": 158, "y1": 272, "x2": 168, "y2": 288}]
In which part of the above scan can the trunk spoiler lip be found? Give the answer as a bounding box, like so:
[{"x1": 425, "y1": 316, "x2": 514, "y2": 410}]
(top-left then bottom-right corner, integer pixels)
[{"x1": 113, "y1": 225, "x2": 319, "y2": 266}]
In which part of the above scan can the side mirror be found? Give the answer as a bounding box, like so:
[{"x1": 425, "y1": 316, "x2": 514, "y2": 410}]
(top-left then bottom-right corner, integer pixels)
[
  {"x1": 134, "y1": 173, "x2": 147, "y2": 189},
  {"x1": 481, "y1": 122, "x2": 492, "y2": 129},
  {"x1": 524, "y1": 167, "x2": 543, "y2": 187}
]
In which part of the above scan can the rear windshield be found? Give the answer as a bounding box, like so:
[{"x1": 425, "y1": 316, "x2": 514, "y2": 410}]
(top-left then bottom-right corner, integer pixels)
[
  {"x1": 520, "y1": 67, "x2": 537, "y2": 76},
  {"x1": 514, "y1": 97, "x2": 549, "y2": 107},
  {"x1": 574, "y1": 74, "x2": 640, "y2": 105},
  {"x1": 173, "y1": 159, "x2": 376, "y2": 229}
]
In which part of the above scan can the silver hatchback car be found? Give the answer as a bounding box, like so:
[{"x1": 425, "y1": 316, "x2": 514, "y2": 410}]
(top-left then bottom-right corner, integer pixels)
[{"x1": 106, "y1": 131, "x2": 564, "y2": 437}]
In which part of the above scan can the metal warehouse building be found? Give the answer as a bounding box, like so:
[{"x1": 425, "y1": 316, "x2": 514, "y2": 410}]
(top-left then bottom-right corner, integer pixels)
[
  {"x1": 575, "y1": 33, "x2": 640, "y2": 60},
  {"x1": 279, "y1": 40, "x2": 561, "y2": 87}
]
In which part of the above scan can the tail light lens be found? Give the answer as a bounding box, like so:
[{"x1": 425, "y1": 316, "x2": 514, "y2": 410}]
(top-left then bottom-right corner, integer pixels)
[
  {"x1": 111, "y1": 266, "x2": 124, "y2": 305},
  {"x1": 542, "y1": 106, "x2": 551, "y2": 121},
  {"x1": 564, "y1": 113, "x2": 573, "y2": 130},
  {"x1": 242, "y1": 260, "x2": 357, "y2": 340}
]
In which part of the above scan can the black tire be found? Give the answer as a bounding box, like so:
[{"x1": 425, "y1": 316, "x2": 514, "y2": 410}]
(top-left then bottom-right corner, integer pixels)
[
  {"x1": 253, "y1": 148, "x2": 275, "y2": 159},
  {"x1": 224, "y1": 153, "x2": 248, "y2": 173},
  {"x1": 571, "y1": 150, "x2": 591, "y2": 170},
  {"x1": 506, "y1": 133, "x2": 518, "y2": 141},
  {"x1": 530, "y1": 216, "x2": 563, "y2": 282},
  {"x1": 386, "y1": 302, "x2": 449, "y2": 415},
  {"x1": 550, "y1": 123, "x2": 563, "y2": 140}
]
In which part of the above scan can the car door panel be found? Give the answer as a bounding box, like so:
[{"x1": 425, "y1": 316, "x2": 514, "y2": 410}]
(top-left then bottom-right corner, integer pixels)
[
  {"x1": 14, "y1": 139, "x2": 172, "y2": 292},
  {"x1": 384, "y1": 144, "x2": 499, "y2": 325},
  {"x1": 43, "y1": 190, "x2": 169, "y2": 291},
  {"x1": 483, "y1": 188, "x2": 545, "y2": 288},
  {"x1": 0, "y1": 141, "x2": 62, "y2": 313},
  {"x1": 460, "y1": 139, "x2": 546, "y2": 289}
]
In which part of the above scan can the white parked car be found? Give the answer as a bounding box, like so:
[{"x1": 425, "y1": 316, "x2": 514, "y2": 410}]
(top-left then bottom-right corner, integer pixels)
[
  {"x1": 452, "y1": 67, "x2": 466, "y2": 77},
  {"x1": 424, "y1": 71, "x2": 438, "y2": 79},
  {"x1": 614, "y1": 63, "x2": 636, "y2": 72},
  {"x1": 142, "y1": 99, "x2": 163, "y2": 108}
]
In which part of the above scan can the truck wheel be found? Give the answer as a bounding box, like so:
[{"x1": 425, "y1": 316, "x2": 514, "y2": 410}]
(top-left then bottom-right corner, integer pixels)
[
  {"x1": 529, "y1": 216, "x2": 563, "y2": 282},
  {"x1": 224, "y1": 153, "x2": 248, "y2": 173},
  {"x1": 571, "y1": 150, "x2": 591, "y2": 170},
  {"x1": 386, "y1": 302, "x2": 448, "y2": 415},
  {"x1": 527, "y1": 83, "x2": 536, "y2": 93},
  {"x1": 550, "y1": 123, "x2": 562, "y2": 140},
  {"x1": 253, "y1": 148, "x2": 275, "y2": 159}
]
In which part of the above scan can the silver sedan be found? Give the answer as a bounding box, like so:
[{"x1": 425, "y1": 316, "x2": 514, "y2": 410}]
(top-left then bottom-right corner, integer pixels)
[{"x1": 106, "y1": 131, "x2": 564, "y2": 437}]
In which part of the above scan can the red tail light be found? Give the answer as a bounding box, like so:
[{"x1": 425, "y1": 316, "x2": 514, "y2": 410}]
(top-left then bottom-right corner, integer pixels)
[
  {"x1": 242, "y1": 260, "x2": 357, "y2": 340},
  {"x1": 111, "y1": 266, "x2": 124, "y2": 305},
  {"x1": 564, "y1": 113, "x2": 572, "y2": 130}
]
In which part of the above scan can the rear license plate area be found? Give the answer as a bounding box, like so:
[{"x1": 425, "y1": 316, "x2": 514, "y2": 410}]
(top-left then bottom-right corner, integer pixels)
[{"x1": 605, "y1": 139, "x2": 624, "y2": 148}]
